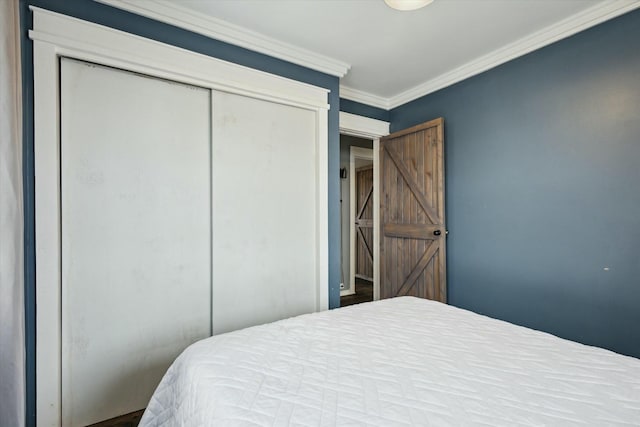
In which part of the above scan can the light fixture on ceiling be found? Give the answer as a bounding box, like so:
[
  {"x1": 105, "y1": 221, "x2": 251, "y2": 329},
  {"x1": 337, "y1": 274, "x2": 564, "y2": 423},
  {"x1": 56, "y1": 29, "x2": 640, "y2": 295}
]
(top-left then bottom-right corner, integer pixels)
[{"x1": 384, "y1": 0, "x2": 434, "y2": 11}]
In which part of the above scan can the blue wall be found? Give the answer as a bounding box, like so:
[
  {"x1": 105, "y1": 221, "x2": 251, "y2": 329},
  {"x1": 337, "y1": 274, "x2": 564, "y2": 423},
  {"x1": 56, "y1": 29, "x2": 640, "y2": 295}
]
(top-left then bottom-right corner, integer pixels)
[
  {"x1": 20, "y1": 1, "x2": 340, "y2": 424},
  {"x1": 390, "y1": 9, "x2": 640, "y2": 358},
  {"x1": 340, "y1": 97, "x2": 390, "y2": 122}
]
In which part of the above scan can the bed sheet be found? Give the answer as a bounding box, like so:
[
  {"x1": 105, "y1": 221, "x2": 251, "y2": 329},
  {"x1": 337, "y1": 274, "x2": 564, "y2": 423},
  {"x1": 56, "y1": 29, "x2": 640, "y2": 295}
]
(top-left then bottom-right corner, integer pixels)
[{"x1": 140, "y1": 297, "x2": 640, "y2": 426}]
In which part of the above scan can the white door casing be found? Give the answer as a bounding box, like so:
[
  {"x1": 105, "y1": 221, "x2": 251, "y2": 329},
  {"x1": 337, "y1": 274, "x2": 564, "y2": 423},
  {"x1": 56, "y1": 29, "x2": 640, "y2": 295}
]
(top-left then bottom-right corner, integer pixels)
[{"x1": 32, "y1": 8, "x2": 329, "y2": 426}]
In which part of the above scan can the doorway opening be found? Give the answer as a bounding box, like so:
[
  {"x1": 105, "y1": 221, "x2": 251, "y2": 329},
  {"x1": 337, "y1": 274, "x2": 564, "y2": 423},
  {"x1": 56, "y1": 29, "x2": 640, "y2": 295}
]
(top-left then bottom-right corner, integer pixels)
[
  {"x1": 338, "y1": 111, "x2": 390, "y2": 307},
  {"x1": 340, "y1": 135, "x2": 374, "y2": 307}
]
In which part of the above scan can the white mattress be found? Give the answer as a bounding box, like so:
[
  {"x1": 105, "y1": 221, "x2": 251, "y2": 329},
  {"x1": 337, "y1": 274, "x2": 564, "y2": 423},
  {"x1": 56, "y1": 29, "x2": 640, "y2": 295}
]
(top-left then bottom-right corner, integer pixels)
[{"x1": 140, "y1": 297, "x2": 640, "y2": 426}]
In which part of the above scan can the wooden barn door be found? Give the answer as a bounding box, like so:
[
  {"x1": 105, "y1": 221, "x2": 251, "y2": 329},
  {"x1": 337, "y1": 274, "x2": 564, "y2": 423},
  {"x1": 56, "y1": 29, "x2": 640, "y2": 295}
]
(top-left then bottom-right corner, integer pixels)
[
  {"x1": 355, "y1": 166, "x2": 374, "y2": 280},
  {"x1": 380, "y1": 118, "x2": 446, "y2": 302}
]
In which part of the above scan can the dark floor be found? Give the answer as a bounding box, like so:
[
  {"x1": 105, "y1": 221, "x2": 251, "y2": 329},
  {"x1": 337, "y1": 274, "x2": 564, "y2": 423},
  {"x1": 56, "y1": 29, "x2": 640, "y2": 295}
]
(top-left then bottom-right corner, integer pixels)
[
  {"x1": 340, "y1": 278, "x2": 373, "y2": 307},
  {"x1": 89, "y1": 410, "x2": 144, "y2": 427}
]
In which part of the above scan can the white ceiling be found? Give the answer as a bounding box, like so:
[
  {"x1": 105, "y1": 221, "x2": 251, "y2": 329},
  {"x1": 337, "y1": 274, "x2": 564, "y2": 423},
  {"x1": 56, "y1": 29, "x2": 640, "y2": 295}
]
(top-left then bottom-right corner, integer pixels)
[{"x1": 100, "y1": 0, "x2": 640, "y2": 109}]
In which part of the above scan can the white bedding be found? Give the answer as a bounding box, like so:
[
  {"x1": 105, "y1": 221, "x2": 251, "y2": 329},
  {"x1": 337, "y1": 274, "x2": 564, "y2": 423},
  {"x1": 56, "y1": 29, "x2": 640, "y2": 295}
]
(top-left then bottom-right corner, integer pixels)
[{"x1": 140, "y1": 297, "x2": 640, "y2": 426}]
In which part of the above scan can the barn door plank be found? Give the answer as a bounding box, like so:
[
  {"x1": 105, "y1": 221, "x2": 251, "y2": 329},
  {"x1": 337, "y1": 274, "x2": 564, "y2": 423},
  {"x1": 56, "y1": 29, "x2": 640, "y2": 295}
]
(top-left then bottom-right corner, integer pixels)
[
  {"x1": 384, "y1": 143, "x2": 439, "y2": 224},
  {"x1": 380, "y1": 118, "x2": 446, "y2": 302},
  {"x1": 355, "y1": 166, "x2": 374, "y2": 279}
]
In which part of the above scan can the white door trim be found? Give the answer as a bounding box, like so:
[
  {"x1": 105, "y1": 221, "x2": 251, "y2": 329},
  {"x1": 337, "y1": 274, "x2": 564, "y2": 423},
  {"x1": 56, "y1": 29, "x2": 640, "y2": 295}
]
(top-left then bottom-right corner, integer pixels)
[
  {"x1": 339, "y1": 112, "x2": 389, "y2": 140},
  {"x1": 339, "y1": 112, "x2": 389, "y2": 302},
  {"x1": 31, "y1": 8, "x2": 329, "y2": 426}
]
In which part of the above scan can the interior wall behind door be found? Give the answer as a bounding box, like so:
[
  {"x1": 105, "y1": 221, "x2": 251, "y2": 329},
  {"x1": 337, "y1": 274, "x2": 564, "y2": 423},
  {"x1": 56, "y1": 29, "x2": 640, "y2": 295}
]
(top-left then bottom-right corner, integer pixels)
[{"x1": 60, "y1": 58, "x2": 212, "y2": 426}]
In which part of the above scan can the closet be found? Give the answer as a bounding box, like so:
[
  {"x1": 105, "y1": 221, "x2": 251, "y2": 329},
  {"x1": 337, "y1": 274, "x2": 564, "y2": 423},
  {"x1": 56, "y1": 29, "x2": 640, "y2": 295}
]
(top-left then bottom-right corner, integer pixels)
[{"x1": 32, "y1": 8, "x2": 329, "y2": 426}]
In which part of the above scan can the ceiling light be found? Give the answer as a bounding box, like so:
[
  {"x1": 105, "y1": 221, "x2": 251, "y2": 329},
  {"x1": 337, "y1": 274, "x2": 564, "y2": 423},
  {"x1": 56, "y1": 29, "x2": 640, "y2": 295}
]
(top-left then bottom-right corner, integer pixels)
[{"x1": 384, "y1": 0, "x2": 434, "y2": 11}]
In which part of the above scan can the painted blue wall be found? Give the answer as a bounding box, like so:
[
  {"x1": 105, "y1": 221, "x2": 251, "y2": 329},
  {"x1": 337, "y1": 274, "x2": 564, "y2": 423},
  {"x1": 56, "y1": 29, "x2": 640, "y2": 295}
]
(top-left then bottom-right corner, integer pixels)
[
  {"x1": 20, "y1": 1, "x2": 340, "y2": 424},
  {"x1": 390, "y1": 9, "x2": 640, "y2": 359},
  {"x1": 340, "y1": 98, "x2": 390, "y2": 122}
]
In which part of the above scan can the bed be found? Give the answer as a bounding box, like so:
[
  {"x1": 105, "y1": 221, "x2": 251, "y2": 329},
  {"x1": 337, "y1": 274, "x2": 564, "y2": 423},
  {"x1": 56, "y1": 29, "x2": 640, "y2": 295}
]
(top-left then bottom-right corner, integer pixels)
[{"x1": 140, "y1": 297, "x2": 640, "y2": 426}]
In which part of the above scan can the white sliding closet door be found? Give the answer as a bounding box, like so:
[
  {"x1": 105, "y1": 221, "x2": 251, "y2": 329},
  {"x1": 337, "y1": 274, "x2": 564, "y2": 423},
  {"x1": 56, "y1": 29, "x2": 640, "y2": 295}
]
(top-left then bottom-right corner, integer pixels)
[
  {"x1": 211, "y1": 91, "x2": 318, "y2": 334},
  {"x1": 60, "y1": 58, "x2": 211, "y2": 426}
]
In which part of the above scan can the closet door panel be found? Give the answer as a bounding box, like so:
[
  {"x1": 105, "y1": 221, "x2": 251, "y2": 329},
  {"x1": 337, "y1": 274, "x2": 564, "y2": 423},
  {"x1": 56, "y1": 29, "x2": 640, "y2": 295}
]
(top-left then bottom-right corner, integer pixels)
[
  {"x1": 61, "y1": 58, "x2": 212, "y2": 426},
  {"x1": 211, "y1": 90, "x2": 318, "y2": 334}
]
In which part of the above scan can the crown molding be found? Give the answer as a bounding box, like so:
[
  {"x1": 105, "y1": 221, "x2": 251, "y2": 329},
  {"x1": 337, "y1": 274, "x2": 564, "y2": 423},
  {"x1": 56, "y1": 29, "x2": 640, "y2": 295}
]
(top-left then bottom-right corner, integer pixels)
[
  {"x1": 96, "y1": 0, "x2": 640, "y2": 110},
  {"x1": 342, "y1": 0, "x2": 640, "y2": 110},
  {"x1": 387, "y1": 0, "x2": 640, "y2": 109},
  {"x1": 96, "y1": 0, "x2": 350, "y2": 78},
  {"x1": 340, "y1": 85, "x2": 390, "y2": 110}
]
